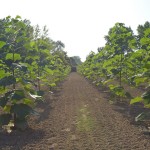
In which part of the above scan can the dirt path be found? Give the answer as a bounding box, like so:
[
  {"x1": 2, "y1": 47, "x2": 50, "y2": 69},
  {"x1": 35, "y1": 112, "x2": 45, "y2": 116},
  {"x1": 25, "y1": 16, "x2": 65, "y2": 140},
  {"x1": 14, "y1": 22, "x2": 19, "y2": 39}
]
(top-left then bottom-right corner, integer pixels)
[{"x1": 0, "y1": 73, "x2": 150, "y2": 150}]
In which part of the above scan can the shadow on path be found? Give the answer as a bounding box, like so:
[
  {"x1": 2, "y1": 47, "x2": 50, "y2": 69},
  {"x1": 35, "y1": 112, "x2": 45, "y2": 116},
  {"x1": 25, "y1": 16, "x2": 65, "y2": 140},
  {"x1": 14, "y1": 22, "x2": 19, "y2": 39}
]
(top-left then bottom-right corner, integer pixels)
[{"x1": 0, "y1": 128, "x2": 45, "y2": 150}]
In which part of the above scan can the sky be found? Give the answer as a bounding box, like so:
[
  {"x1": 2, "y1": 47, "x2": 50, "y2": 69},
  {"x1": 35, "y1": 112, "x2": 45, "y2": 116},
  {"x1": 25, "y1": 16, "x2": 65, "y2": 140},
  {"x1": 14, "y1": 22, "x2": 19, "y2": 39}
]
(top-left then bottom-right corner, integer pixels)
[{"x1": 0, "y1": 0, "x2": 150, "y2": 61}]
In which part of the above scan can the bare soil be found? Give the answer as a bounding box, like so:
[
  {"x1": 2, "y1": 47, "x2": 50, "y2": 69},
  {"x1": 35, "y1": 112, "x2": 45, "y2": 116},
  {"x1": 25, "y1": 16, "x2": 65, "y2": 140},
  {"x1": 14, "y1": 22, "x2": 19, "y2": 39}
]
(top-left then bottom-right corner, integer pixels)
[{"x1": 0, "y1": 73, "x2": 150, "y2": 150}]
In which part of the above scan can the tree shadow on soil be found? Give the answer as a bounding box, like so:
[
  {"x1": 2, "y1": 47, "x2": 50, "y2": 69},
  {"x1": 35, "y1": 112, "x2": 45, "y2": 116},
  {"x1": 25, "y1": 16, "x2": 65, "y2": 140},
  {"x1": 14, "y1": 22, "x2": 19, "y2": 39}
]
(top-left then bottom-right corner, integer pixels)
[
  {"x1": 0, "y1": 128, "x2": 45, "y2": 150},
  {"x1": 36, "y1": 101, "x2": 53, "y2": 123},
  {"x1": 87, "y1": 78, "x2": 150, "y2": 136},
  {"x1": 35, "y1": 87, "x2": 62, "y2": 123},
  {"x1": 113, "y1": 101, "x2": 150, "y2": 136},
  {"x1": 95, "y1": 82, "x2": 150, "y2": 127},
  {"x1": 113, "y1": 102, "x2": 150, "y2": 122}
]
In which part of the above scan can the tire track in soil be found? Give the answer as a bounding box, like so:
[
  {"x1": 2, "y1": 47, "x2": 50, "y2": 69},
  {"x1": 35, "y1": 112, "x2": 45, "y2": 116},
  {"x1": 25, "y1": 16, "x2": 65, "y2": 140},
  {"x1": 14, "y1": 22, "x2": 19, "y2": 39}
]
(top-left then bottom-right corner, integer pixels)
[{"x1": 1, "y1": 72, "x2": 150, "y2": 150}]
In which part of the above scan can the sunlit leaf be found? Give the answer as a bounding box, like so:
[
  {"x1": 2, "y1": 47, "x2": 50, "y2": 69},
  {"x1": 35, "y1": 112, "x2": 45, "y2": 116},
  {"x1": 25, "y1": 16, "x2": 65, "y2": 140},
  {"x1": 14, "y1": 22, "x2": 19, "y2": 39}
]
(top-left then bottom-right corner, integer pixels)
[
  {"x1": 0, "y1": 41, "x2": 6, "y2": 48},
  {"x1": 0, "y1": 76, "x2": 16, "y2": 87},
  {"x1": 30, "y1": 41, "x2": 35, "y2": 47},
  {"x1": 49, "y1": 83, "x2": 56, "y2": 87},
  {"x1": 23, "y1": 98, "x2": 34, "y2": 105},
  {"x1": 0, "y1": 69, "x2": 6, "y2": 79},
  {"x1": 4, "y1": 105, "x2": 11, "y2": 113},
  {"x1": 6, "y1": 53, "x2": 21, "y2": 61},
  {"x1": 144, "y1": 61, "x2": 150, "y2": 69},
  {"x1": 140, "y1": 37, "x2": 150, "y2": 45},
  {"x1": 130, "y1": 97, "x2": 143, "y2": 104}
]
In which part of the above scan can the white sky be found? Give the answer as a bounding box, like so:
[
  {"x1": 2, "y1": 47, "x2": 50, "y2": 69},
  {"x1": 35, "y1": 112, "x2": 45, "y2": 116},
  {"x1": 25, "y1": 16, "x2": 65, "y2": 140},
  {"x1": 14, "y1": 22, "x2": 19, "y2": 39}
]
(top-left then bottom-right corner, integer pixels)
[{"x1": 0, "y1": 0, "x2": 150, "y2": 61}]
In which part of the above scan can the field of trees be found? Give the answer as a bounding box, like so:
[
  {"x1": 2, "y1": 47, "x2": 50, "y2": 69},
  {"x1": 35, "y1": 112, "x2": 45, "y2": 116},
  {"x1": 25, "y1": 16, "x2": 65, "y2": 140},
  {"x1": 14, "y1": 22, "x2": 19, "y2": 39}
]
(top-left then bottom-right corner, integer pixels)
[
  {"x1": 78, "y1": 22, "x2": 150, "y2": 121},
  {"x1": 0, "y1": 16, "x2": 73, "y2": 132},
  {"x1": 0, "y1": 15, "x2": 150, "y2": 149}
]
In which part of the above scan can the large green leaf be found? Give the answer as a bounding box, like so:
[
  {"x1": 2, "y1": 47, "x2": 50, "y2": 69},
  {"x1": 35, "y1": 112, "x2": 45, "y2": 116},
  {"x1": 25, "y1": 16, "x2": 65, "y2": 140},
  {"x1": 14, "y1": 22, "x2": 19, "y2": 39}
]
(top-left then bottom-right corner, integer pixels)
[
  {"x1": 142, "y1": 91, "x2": 150, "y2": 104},
  {"x1": 140, "y1": 37, "x2": 150, "y2": 45},
  {"x1": 0, "y1": 96, "x2": 9, "y2": 107},
  {"x1": 23, "y1": 84, "x2": 34, "y2": 93},
  {"x1": 0, "y1": 69, "x2": 6, "y2": 79},
  {"x1": 144, "y1": 61, "x2": 150, "y2": 69},
  {"x1": 23, "y1": 98, "x2": 34, "y2": 105},
  {"x1": 11, "y1": 90, "x2": 25, "y2": 101},
  {"x1": 30, "y1": 41, "x2": 36, "y2": 47},
  {"x1": 0, "y1": 91, "x2": 13, "y2": 108},
  {"x1": 130, "y1": 97, "x2": 143, "y2": 104},
  {"x1": 49, "y1": 83, "x2": 56, "y2": 87},
  {"x1": 45, "y1": 68, "x2": 54, "y2": 75},
  {"x1": 5, "y1": 28, "x2": 12, "y2": 33},
  {"x1": 113, "y1": 86, "x2": 126, "y2": 97},
  {"x1": 0, "y1": 114, "x2": 12, "y2": 126},
  {"x1": 0, "y1": 41, "x2": 6, "y2": 48},
  {"x1": 134, "y1": 77, "x2": 147, "y2": 86},
  {"x1": 6, "y1": 53, "x2": 21, "y2": 61},
  {"x1": 0, "y1": 76, "x2": 16, "y2": 87},
  {"x1": 108, "y1": 84, "x2": 116, "y2": 90},
  {"x1": 10, "y1": 104, "x2": 35, "y2": 118},
  {"x1": 3, "y1": 105, "x2": 11, "y2": 113}
]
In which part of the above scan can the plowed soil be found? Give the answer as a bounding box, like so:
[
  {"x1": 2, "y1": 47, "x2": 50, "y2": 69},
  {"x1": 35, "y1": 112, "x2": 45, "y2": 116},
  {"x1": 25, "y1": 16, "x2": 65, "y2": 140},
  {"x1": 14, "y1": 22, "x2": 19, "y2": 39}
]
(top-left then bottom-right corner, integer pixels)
[{"x1": 0, "y1": 73, "x2": 150, "y2": 150}]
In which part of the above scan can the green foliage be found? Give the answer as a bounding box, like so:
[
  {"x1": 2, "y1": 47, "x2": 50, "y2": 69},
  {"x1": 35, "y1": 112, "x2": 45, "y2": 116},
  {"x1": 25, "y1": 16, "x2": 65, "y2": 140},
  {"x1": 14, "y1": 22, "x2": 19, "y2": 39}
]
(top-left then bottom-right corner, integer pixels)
[
  {"x1": 0, "y1": 15, "x2": 71, "y2": 132},
  {"x1": 142, "y1": 91, "x2": 150, "y2": 104},
  {"x1": 0, "y1": 41, "x2": 6, "y2": 48},
  {"x1": 109, "y1": 85, "x2": 126, "y2": 98},
  {"x1": 0, "y1": 76, "x2": 16, "y2": 87},
  {"x1": 78, "y1": 21, "x2": 150, "y2": 120},
  {"x1": 130, "y1": 97, "x2": 143, "y2": 104},
  {"x1": 6, "y1": 53, "x2": 21, "y2": 61}
]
